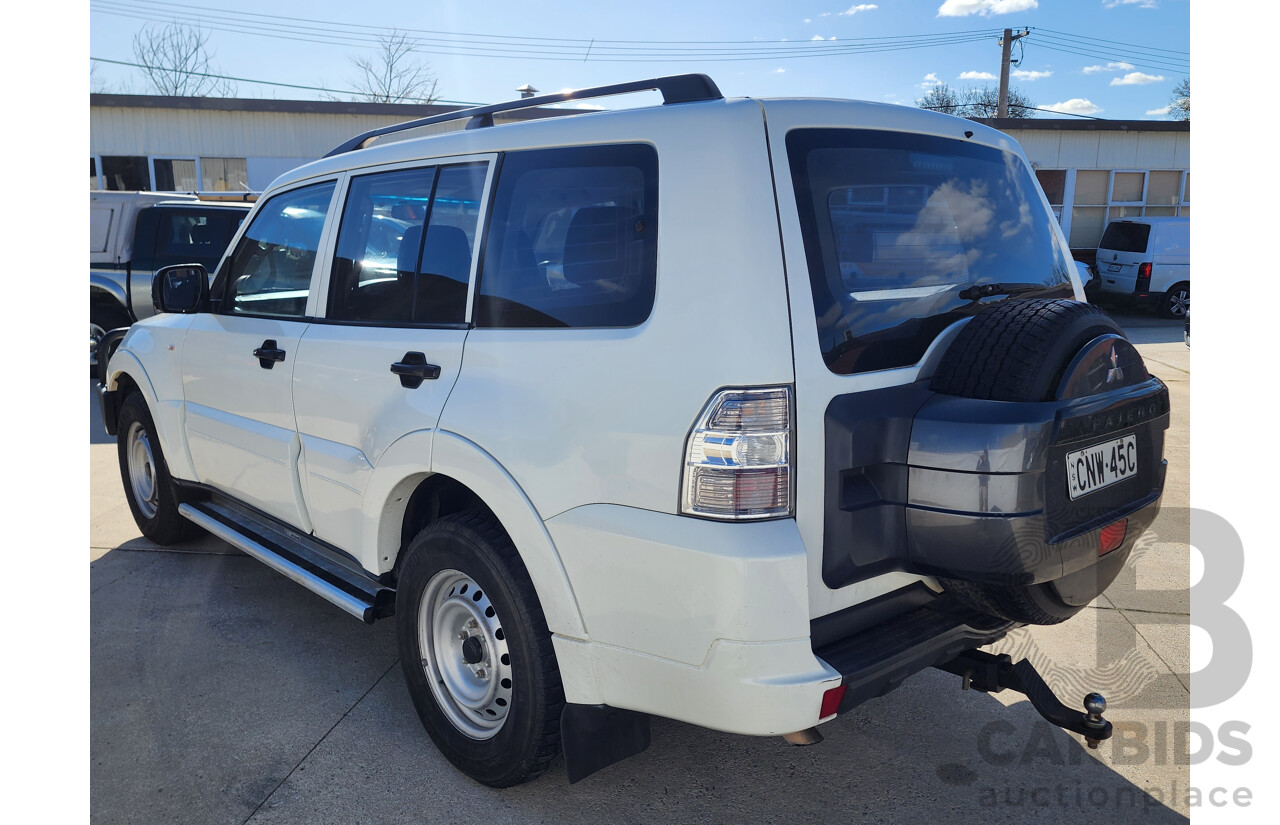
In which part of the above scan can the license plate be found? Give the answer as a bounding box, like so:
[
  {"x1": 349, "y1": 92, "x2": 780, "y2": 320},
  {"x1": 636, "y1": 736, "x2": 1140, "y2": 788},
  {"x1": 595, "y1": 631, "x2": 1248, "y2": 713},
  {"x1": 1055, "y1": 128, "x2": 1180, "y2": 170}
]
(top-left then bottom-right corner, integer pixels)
[
  {"x1": 1066, "y1": 435, "x2": 1138, "y2": 500},
  {"x1": 1107, "y1": 263, "x2": 1122, "y2": 273}
]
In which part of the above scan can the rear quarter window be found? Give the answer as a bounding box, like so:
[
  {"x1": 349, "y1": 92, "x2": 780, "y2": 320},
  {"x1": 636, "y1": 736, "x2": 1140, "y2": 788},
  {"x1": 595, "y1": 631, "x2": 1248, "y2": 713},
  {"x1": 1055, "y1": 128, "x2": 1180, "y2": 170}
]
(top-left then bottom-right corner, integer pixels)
[{"x1": 476, "y1": 144, "x2": 658, "y2": 329}]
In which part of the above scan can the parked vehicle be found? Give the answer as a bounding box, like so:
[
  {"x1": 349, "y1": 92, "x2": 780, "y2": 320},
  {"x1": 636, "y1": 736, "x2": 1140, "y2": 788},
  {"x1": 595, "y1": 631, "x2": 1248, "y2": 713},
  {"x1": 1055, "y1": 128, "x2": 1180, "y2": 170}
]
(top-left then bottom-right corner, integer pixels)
[
  {"x1": 90, "y1": 191, "x2": 251, "y2": 366},
  {"x1": 1094, "y1": 217, "x2": 1190, "y2": 318},
  {"x1": 98, "y1": 76, "x2": 1169, "y2": 787}
]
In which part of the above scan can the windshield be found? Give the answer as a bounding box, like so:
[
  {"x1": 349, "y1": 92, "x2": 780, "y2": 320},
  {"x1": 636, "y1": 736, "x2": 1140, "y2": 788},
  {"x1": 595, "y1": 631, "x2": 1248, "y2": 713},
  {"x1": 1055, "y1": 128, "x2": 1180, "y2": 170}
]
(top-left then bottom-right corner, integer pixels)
[{"x1": 787, "y1": 128, "x2": 1073, "y2": 375}]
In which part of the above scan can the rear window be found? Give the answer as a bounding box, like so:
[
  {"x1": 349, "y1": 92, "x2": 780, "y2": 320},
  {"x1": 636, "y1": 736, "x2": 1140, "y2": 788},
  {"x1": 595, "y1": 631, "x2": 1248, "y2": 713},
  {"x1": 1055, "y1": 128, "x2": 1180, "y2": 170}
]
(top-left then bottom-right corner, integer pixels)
[
  {"x1": 1098, "y1": 221, "x2": 1152, "y2": 254},
  {"x1": 788, "y1": 129, "x2": 1073, "y2": 375}
]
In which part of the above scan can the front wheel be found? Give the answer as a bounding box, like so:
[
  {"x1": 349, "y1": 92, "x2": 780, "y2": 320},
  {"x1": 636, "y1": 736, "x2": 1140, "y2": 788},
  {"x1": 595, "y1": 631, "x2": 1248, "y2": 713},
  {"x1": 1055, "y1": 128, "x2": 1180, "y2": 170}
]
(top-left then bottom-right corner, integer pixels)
[
  {"x1": 116, "y1": 393, "x2": 202, "y2": 544},
  {"x1": 1159, "y1": 283, "x2": 1189, "y2": 319},
  {"x1": 396, "y1": 512, "x2": 564, "y2": 787}
]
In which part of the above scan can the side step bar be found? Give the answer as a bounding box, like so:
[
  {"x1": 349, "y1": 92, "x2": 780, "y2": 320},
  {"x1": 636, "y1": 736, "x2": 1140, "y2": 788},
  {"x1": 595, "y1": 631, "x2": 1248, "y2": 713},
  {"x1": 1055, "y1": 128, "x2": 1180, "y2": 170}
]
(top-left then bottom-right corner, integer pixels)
[{"x1": 178, "y1": 499, "x2": 395, "y2": 624}]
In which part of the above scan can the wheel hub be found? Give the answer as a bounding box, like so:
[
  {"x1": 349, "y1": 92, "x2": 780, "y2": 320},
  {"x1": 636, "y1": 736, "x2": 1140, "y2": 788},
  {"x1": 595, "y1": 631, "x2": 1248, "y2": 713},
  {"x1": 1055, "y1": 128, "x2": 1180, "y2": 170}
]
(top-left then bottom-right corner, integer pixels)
[
  {"x1": 418, "y1": 570, "x2": 514, "y2": 739},
  {"x1": 126, "y1": 421, "x2": 159, "y2": 520}
]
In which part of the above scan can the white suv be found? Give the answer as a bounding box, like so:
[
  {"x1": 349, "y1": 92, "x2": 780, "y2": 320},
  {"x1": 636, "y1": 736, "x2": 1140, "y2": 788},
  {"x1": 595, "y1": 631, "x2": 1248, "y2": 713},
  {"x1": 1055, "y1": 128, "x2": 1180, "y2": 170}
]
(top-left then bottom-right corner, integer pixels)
[{"x1": 98, "y1": 75, "x2": 1169, "y2": 787}]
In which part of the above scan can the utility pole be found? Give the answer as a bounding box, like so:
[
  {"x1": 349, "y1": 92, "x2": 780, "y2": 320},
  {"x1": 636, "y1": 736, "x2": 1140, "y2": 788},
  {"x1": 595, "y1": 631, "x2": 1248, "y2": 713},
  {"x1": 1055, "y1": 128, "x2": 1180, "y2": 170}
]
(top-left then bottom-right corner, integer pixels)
[{"x1": 998, "y1": 28, "x2": 1030, "y2": 118}]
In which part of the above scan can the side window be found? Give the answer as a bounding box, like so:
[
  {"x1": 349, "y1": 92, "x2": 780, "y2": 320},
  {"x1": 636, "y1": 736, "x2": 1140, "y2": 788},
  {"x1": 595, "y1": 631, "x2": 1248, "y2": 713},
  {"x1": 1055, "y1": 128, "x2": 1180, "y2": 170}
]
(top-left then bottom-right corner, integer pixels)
[
  {"x1": 328, "y1": 163, "x2": 485, "y2": 325},
  {"x1": 223, "y1": 181, "x2": 335, "y2": 318},
  {"x1": 152, "y1": 209, "x2": 245, "y2": 271},
  {"x1": 477, "y1": 145, "x2": 658, "y2": 329}
]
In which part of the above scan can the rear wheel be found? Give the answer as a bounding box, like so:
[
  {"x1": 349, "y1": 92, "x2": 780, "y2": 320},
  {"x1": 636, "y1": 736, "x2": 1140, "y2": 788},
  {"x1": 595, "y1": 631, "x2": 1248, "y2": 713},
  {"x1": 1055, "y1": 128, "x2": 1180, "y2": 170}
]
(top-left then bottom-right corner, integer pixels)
[
  {"x1": 91, "y1": 304, "x2": 131, "y2": 372},
  {"x1": 396, "y1": 512, "x2": 563, "y2": 787},
  {"x1": 116, "y1": 392, "x2": 201, "y2": 544},
  {"x1": 930, "y1": 298, "x2": 1127, "y2": 624},
  {"x1": 1159, "y1": 282, "x2": 1189, "y2": 319}
]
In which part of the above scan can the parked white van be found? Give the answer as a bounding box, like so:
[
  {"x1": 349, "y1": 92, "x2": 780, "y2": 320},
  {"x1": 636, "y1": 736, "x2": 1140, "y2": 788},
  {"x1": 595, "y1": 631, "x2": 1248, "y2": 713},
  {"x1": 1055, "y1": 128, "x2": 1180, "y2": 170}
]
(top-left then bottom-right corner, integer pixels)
[{"x1": 1095, "y1": 217, "x2": 1190, "y2": 318}]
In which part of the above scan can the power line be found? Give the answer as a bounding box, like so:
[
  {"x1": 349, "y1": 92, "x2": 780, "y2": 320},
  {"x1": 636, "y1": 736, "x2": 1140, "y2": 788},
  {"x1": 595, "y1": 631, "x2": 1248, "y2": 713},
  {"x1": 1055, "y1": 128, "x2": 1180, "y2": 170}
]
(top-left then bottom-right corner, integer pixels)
[
  {"x1": 1036, "y1": 27, "x2": 1190, "y2": 57},
  {"x1": 89, "y1": 57, "x2": 482, "y2": 104},
  {"x1": 90, "y1": 0, "x2": 1000, "y2": 61}
]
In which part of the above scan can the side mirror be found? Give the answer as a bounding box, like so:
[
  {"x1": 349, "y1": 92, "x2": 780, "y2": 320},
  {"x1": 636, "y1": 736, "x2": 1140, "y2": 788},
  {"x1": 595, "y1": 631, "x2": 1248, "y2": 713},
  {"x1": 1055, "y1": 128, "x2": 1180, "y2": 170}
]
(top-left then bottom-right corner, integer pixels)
[{"x1": 152, "y1": 264, "x2": 209, "y2": 314}]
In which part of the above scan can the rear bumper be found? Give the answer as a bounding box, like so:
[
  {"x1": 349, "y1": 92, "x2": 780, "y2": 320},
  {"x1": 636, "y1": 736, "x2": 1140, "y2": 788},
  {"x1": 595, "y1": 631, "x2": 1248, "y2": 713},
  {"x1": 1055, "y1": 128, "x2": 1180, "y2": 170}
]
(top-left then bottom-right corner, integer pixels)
[{"x1": 546, "y1": 504, "x2": 1011, "y2": 736}]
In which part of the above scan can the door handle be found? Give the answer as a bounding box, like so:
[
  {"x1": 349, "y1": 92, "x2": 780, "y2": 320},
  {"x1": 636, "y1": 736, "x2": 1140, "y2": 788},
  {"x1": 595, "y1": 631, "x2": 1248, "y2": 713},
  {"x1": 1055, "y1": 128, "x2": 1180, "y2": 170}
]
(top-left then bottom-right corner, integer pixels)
[
  {"x1": 391, "y1": 351, "x2": 441, "y2": 388},
  {"x1": 253, "y1": 339, "x2": 287, "y2": 369}
]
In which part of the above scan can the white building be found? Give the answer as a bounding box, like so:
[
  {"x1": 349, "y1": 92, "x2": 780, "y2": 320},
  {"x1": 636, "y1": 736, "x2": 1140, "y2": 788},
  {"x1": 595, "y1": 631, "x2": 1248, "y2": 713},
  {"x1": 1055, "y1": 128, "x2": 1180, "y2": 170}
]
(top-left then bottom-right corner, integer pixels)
[{"x1": 90, "y1": 95, "x2": 1189, "y2": 259}]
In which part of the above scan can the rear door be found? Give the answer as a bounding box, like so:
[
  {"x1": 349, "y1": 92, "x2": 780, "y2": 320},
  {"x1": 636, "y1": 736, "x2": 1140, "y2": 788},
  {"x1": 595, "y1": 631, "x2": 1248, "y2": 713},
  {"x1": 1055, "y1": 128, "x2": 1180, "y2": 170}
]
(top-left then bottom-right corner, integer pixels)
[
  {"x1": 1149, "y1": 221, "x2": 1190, "y2": 293},
  {"x1": 182, "y1": 179, "x2": 338, "y2": 528},
  {"x1": 1097, "y1": 220, "x2": 1152, "y2": 293},
  {"x1": 291, "y1": 157, "x2": 493, "y2": 553},
  {"x1": 763, "y1": 103, "x2": 1077, "y2": 619}
]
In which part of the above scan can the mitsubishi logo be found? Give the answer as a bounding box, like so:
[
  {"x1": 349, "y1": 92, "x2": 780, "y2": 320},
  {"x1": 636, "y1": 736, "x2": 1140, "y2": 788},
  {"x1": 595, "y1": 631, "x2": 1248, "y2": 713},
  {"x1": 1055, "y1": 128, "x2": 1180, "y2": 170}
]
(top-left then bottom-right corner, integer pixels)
[{"x1": 1106, "y1": 344, "x2": 1125, "y2": 384}]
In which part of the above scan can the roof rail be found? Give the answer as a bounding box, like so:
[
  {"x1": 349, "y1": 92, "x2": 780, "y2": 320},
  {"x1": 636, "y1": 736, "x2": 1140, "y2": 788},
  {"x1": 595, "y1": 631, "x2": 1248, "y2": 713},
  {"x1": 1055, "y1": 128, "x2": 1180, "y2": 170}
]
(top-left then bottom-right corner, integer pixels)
[{"x1": 323, "y1": 73, "x2": 723, "y2": 158}]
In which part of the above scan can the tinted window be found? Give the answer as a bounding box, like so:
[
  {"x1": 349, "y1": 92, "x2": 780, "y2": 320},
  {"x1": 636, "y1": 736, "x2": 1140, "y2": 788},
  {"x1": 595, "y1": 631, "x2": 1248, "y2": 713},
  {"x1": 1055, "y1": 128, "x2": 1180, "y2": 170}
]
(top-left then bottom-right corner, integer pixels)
[
  {"x1": 151, "y1": 209, "x2": 245, "y2": 271},
  {"x1": 1098, "y1": 221, "x2": 1151, "y2": 254},
  {"x1": 101, "y1": 155, "x2": 149, "y2": 191},
  {"x1": 788, "y1": 129, "x2": 1072, "y2": 375},
  {"x1": 328, "y1": 163, "x2": 484, "y2": 325},
  {"x1": 477, "y1": 144, "x2": 657, "y2": 328},
  {"x1": 223, "y1": 181, "x2": 335, "y2": 318}
]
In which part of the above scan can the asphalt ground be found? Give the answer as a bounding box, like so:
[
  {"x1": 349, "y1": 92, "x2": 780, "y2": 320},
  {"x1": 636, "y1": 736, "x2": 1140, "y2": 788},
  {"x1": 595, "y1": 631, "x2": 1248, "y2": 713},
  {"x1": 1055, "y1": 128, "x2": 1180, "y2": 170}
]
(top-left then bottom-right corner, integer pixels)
[{"x1": 90, "y1": 306, "x2": 1191, "y2": 824}]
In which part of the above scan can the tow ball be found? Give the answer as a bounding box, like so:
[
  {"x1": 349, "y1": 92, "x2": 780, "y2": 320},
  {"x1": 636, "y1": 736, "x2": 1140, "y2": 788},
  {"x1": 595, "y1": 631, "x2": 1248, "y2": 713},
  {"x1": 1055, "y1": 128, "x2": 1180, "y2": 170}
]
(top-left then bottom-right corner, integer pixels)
[{"x1": 935, "y1": 650, "x2": 1113, "y2": 749}]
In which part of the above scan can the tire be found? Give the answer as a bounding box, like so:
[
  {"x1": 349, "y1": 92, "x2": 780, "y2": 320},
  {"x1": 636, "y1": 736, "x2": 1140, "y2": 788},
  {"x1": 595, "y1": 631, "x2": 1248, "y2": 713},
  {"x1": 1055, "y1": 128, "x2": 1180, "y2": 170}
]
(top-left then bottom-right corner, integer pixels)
[
  {"x1": 91, "y1": 303, "x2": 132, "y2": 371},
  {"x1": 1158, "y1": 282, "x2": 1189, "y2": 319},
  {"x1": 930, "y1": 298, "x2": 1123, "y2": 403},
  {"x1": 396, "y1": 512, "x2": 564, "y2": 787},
  {"x1": 116, "y1": 392, "x2": 202, "y2": 544},
  {"x1": 929, "y1": 298, "x2": 1127, "y2": 625}
]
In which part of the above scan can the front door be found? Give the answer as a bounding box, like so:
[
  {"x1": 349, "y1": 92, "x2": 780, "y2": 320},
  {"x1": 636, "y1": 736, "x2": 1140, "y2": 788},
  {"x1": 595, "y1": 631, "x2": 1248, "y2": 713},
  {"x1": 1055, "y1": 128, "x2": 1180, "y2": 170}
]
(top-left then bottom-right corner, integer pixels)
[
  {"x1": 183, "y1": 179, "x2": 338, "y2": 528},
  {"x1": 291, "y1": 158, "x2": 493, "y2": 553}
]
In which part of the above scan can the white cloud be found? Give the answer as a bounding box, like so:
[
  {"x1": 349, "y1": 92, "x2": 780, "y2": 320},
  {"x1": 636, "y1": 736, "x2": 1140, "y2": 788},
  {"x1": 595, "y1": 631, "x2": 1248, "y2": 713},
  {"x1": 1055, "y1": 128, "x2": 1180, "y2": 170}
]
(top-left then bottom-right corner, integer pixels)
[
  {"x1": 1111, "y1": 71, "x2": 1165, "y2": 86},
  {"x1": 803, "y1": 18, "x2": 811, "y2": 23},
  {"x1": 812, "y1": 35, "x2": 826, "y2": 41},
  {"x1": 1046, "y1": 98, "x2": 1103, "y2": 115},
  {"x1": 774, "y1": 68, "x2": 786, "y2": 73},
  {"x1": 1083, "y1": 61, "x2": 1135, "y2": 74},
  {"x1": 1012, "y1": 69, "x2": 1052, "y2": 80},
  {"x1": 840, "y1": 4, "x2": 879, "y2": 15},
  {"x1": 919, "y1": 72, "x2": 943, "y2": 89},
  {"x1": 1105, "y1": 0, "x2": 1158, "y2": 8},
  {"x1": 937, "y1": 0, "x2": 1038, "y2": 17},
  {"x1": 1146, "y1": 105, "x2": 1172, "y2": 115},
  {"x1": 959, "y1": 70, "x2": 998, "y2": 80}
]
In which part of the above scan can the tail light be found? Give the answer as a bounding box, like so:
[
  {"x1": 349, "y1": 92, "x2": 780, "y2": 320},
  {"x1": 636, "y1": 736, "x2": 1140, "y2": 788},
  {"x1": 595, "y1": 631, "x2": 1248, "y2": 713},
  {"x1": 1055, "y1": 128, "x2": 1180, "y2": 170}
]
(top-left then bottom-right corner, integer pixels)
[
  {"x1": 1135, "y1": 262, "x2": 1152, "y2": 297},
  {"x1": 681, "y1": 387, "x2": 793, "y2": 520}
]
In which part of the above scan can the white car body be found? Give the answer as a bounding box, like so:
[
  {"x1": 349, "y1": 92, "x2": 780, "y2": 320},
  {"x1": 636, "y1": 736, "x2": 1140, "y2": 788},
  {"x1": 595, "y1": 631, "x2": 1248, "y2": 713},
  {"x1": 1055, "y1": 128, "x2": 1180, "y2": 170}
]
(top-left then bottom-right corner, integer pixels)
[{"x1": 104, "y1": 81, "x2": 1165, "y2": 784}]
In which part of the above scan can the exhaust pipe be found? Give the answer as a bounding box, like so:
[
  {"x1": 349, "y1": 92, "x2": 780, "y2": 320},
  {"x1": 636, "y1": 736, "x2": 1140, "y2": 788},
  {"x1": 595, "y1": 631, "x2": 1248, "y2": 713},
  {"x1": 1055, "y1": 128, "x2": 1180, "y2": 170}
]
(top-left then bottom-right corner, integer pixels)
[{"x1": 782, "y1": 728, "x2": 823, "y2": 746}]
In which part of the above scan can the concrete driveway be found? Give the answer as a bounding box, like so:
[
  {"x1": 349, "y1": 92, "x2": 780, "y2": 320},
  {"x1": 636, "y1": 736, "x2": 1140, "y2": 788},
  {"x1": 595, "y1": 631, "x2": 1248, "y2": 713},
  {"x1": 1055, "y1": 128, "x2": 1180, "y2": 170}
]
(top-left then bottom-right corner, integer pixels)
[{"x1": 90, "y1": 308, "x2": 1191, "y2": 824}]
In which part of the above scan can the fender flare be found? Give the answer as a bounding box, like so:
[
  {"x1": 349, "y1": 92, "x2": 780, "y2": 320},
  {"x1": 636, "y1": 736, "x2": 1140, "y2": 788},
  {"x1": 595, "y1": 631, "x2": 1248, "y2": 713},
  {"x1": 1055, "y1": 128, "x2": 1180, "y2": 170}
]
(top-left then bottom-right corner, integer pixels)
[
  {"x1": 363, "y1": 429, "x2": 587, "y2": 638},
  {"x1": 106, "y1": 348, "x2": 197, "y2": 481},
  {"x1": 90, "y1": 274, "x2": 130, "y2": 317}
]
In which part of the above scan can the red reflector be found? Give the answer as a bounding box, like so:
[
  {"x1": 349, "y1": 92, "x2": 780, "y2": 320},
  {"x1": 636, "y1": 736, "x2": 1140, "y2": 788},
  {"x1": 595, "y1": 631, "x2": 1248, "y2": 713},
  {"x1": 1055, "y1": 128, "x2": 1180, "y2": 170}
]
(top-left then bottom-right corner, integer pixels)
[
  {"x1": 820, "y1": 685, "x2": 847, "y2": 719},
  {"x1": 1099, "y1": 519, "x2": 1127, "y2": 555}
]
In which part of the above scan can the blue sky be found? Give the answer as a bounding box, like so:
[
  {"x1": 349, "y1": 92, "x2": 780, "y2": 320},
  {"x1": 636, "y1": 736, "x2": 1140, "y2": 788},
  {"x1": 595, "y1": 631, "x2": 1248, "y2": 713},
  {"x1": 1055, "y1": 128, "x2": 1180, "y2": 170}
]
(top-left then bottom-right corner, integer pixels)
[{"x1": 89, "y1": 0, "x2": 1189, "y2": 120}]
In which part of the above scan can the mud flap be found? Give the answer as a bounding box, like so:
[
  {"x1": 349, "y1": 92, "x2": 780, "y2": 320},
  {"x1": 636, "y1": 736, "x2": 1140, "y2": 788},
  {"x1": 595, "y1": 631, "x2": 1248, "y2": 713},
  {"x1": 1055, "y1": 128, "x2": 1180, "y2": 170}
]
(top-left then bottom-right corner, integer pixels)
[{"x1": 560, "y1": 704, "x2": 651, "y2": 784}]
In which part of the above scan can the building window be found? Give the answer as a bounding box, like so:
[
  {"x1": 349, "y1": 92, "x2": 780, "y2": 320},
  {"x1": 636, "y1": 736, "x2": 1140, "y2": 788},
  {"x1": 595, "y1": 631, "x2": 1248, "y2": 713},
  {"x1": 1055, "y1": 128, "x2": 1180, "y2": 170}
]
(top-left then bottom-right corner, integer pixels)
[
  {"x1": 154, "y1": 158, "x2": 199, "y2": 191},
  {"x1": 1069, "y1": 170, "x2": 1109, "y2": 249},
  {"x1": 90, "y1": 158, "x2": 99, "y2": 190},
  {"x1": 100, "y1": 156, "x2": 150, "y2": 191},
  {"x1": 201, "y1": 157, "x2": 249, "y2": 191},
  {"x1": 1111, "y1": 171, "x2": 1145, "y2": 204},
  {"x1": 1035, "y1": 169, "x2": 1066, "y2": 222}
]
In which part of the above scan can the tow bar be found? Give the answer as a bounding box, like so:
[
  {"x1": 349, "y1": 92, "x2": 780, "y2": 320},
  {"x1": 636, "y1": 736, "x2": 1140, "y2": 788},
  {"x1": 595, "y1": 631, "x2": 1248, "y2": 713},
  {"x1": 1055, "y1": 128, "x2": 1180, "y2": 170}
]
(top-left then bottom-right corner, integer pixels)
[{"x1": 935, "y1": 649, "x2": 1112, "y2": 748}]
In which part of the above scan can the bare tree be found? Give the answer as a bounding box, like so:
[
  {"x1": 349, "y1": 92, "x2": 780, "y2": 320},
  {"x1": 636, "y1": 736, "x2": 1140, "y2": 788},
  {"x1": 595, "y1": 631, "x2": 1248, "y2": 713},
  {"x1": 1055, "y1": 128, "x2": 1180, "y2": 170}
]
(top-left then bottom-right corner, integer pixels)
[
  {"x1": 1169, "y1": 78, "x2": 1189, "y2": 121},
  {"x1": 351, "y1": 30, "x2": 440, "y2": 104},
  {"x1": 132, "y1": 22, "x2": 235, "y2": 97},
  {"x1": 917, "y1": 83, "x2": 1037, "y2": 118}
]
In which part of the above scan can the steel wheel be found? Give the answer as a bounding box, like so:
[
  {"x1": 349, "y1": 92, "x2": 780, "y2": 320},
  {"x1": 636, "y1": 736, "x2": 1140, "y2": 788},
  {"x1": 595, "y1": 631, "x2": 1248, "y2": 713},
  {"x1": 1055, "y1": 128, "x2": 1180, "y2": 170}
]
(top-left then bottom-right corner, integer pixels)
[
  {"x1": 418, "y1": 569, "x2": 514, "y2": 740},
  {"x1": 125, "y1": 420, "x2": 159, "y2": 520}
]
